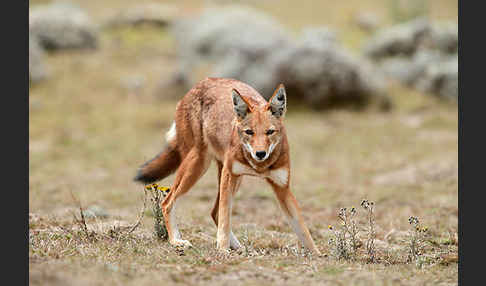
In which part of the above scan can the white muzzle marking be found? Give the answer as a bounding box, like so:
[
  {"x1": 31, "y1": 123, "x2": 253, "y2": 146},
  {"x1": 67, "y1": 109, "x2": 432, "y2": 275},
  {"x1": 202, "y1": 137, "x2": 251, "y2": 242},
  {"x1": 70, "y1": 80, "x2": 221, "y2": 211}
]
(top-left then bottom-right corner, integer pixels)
[{"x1": 244, "y1": 142, "x2": 277, "y2": 162}]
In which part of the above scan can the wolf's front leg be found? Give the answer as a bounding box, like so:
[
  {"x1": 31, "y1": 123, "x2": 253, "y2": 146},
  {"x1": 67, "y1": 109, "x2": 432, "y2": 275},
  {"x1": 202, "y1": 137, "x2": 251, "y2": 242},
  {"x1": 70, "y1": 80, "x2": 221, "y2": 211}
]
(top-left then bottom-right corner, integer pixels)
[
  {"x1": 267, "y1": 180, "x2": 321, "y2": 256},
  {"x1": 216, "y1": 165, "x2": 239, "y2": 251}
]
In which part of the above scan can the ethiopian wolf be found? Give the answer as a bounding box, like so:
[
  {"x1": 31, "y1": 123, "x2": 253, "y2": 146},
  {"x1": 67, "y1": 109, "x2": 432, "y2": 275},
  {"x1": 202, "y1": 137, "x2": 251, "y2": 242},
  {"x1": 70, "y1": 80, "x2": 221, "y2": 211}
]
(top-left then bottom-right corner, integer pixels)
[{"x1": 134, "y1": 77, "x2": 320, "y2": 255}]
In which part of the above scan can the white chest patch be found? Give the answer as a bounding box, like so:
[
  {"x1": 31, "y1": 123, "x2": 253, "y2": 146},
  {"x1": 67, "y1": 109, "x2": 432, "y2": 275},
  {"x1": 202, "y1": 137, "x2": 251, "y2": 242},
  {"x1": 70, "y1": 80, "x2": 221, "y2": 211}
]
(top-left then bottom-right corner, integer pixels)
[
  {"x1": 231, "y1": 161, "x2": 289, "y2": 187},
  {"x1": 232, "y1": 161, "x2": 259, "y2": 176},
  {"x1": 269, "y1": 168, "x2": 289, "y2": 187}
]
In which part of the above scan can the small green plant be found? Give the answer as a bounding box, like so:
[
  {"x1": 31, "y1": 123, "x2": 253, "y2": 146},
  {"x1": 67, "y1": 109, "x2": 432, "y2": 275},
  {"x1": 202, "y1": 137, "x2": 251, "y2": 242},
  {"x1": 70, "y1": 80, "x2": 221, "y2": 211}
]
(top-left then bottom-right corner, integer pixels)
[
  {"x1": 327, "y1": 200, "x2": 378, "y2": 263},
  {"x1": 328, "y1": 207, "x2": 360, "y2": 260},
  {"x1": 361, "y1": 199, "x2": 376, "y2": 263},
  {"x1": 343, "y1": 206, "x2": 360, "y2": 254},
  {"x1": 145, "y1": 183, "x2": 170, "y2": 240},
  {"x1": 328, "y1": 222, "x2": 347, "y2": 260},
  {"x1": 407, "y1": 216, "x2": 429, "y2": 263}
]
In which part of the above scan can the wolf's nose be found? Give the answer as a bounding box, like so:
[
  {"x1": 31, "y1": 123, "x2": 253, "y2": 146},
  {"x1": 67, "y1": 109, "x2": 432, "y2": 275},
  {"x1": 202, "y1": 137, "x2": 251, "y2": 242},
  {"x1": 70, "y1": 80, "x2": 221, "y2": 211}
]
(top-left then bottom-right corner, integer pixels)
[{"x1": 255, "y1": 151, "x2": 266, "y2": 160}]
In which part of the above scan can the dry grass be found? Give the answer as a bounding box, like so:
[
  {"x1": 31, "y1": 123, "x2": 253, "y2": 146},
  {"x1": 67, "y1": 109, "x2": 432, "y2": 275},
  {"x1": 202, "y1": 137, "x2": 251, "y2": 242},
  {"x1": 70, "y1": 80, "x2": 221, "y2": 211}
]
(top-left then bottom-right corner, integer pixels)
[{"x1": 29, "y1": 0, "x2": 458, "y2": 285}]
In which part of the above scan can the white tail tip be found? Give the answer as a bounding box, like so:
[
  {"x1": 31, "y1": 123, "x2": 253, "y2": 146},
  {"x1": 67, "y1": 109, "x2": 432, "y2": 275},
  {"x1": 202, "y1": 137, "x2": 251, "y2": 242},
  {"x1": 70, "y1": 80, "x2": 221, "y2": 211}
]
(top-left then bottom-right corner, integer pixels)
[{"x1": 165, "y1": 121, "x2": 177, "y2": 142}]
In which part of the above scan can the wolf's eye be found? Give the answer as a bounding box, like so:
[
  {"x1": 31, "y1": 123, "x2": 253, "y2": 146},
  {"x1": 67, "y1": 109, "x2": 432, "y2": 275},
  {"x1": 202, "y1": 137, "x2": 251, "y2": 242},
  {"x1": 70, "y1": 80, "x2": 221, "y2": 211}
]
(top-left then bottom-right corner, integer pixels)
[
  {"x1": 266, "y1": 129, "x2": 275, "y2": 135},
  {"x1": 244, "y1": 129, "x2": 254, "y2": 135}
]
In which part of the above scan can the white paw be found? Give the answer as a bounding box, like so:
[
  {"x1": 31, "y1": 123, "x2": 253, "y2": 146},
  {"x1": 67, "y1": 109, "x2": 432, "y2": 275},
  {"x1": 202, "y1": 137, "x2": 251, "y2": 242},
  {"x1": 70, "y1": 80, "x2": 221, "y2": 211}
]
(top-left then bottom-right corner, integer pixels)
[
  {"x1": 230, "y1": 232, "x2": 242, "y2": 250},
  {"x1": 170, "y1": 239, "x2": 192, "y2": 248}
]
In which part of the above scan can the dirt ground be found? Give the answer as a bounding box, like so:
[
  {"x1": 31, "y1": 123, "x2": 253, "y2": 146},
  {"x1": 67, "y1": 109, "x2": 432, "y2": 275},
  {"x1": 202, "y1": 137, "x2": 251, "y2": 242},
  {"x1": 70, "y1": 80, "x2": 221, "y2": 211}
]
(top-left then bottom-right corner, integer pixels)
[{"x1": 29, "y1": 0, "x2": 458, "y2": 285}]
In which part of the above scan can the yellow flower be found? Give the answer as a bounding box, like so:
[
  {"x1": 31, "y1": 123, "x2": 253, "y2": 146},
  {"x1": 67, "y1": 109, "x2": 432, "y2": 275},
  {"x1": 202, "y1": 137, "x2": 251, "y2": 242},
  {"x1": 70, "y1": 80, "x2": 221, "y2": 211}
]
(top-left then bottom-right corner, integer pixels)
[
  {"x1": 158, "y1": 186, "x2": 170, "y2": 193},
  {"x1": 145, "y1": 185, "x2": 153, "y2": 191},
  {"x1": 152, "y1": 183, "x2": 159, "y2": 189},
  {"x1": 328, "y1": 225, "x2": 333, "y2": 230}
]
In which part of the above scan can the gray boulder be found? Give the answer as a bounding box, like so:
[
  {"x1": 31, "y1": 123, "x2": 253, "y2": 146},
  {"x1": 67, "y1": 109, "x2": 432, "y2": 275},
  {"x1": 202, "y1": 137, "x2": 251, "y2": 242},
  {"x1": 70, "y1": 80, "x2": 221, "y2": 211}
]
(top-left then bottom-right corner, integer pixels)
[
  {"x1": 263, "y1": 29, "x2": 388, "y2": 109},
  {"x1": 29, "y1": 2, "x2": 98, "y2": 51},
  {"x1": 170, "y1": 7, "x2": 389, "y2": 110},
  {"x1": 365, "y1": 18, "x2": 458, "y2": 60},
  {"x1": 375, "y1": 50, "x2": 458, "y2": 100},
  {"x1": 426, "y1": 23, "x2": 458, "y2": 54},
  {"x1": 364, "y1": 17, "x2": 431, "y2": 60},
  {"x1": 103, "y1": 3, "x2": 179, "y2": 29},
  {"x1": 416, "y1": 55, "x2": 458, "y2": 100},
  {"x1": 29, "y1": 35, "x2": 49, "y2": 84},
  {"x1": 171, "y1": 6, "x2": 291, "y2": 88},
  {"x1": 379, "y1": 49, "x2": 445, "y2": 86},
  {"x1": 353, "y1": 12, "x2": 380, "y2": 32},
  {"x1": 364, "y1": 17, "x2": 458, "y2": 100},
  {"x1": 379, "y1": 57, "x2": 424, "y2": 86},
  {"x1": 300, "y1": 27, "x2": 338, "y2": 46}
]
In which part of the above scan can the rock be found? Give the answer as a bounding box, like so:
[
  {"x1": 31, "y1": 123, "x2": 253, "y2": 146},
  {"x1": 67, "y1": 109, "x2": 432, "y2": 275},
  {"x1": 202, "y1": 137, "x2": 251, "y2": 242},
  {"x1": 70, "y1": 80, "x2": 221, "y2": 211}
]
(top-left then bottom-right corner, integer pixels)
[
  {"x1": 379, "y1": 57, "x2": 423, "y2": 86},
  {"x1": 170, "y1": 7, "x2": 389, "y2": 110},
  {"x1": 29, "y1": 35, "x2": 49, "y2": 84},
  {"x1": 364, "y1": 17, "x2": 431, "y2": 60},
  {"x1": 426, "y1": 23, "x2": 458, "y2": 54},
  {"x1": 416, "y1": 55, "x2": 458, "y2": 100},
  {"x1": 29, "y1": 2, "x2": 99, "y2": 51},
  {"x1": 363, "y1": 18, "x2": 458, "y2": 100},
  {"x1": 377, "y1": 50, "x2": 457, "y2": 99},
  {"x1": 364, "y1": 18, "x2": 457, "y2": 60},
  {"x1": 267, "y1": 32, "x2": 389, "y2": 109},
  {"x1": 379, "y1": 49, "x2": 444, "y2": 86},
  {"x1": 171, "y1": 6, "x2": 291, "y2": 88},
  {"x1": 103, "y1": 3, "x2": 179, "y2": 29},
  {"x1": 354, "y1": 12, "x2": 380, "y2": 32},
  {"x1": 83, "y1": 205, "x2": 109, "y2": 219},
  {"x1": 300, "y1": 27, "x2": 338, "y2": 46}
]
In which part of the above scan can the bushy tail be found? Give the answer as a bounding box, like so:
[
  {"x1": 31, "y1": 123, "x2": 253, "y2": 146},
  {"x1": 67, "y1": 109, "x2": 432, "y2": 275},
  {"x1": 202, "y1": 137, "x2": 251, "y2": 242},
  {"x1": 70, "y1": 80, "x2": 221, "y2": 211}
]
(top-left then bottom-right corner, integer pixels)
[{"x1": 134, "y1": 144, "x2": 181, "y2": 184}]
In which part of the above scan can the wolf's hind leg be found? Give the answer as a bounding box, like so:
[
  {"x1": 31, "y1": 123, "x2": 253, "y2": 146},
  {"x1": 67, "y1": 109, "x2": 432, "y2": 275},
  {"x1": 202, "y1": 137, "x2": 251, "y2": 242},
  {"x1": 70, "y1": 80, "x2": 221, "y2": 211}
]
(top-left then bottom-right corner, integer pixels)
[{"x1": 162, "y1": 148, "x2": 211, "y2": 247}]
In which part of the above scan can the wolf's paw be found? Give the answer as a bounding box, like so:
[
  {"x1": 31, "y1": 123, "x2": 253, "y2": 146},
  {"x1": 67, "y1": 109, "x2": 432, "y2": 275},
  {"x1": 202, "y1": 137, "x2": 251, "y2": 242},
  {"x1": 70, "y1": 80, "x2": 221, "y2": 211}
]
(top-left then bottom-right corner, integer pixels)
[
  {"x1": 229, "y1": 233, "x2": 242, "y2": 250},
  {"x1": 170, "y1": 239, "x2": 193, "y2": 248}
]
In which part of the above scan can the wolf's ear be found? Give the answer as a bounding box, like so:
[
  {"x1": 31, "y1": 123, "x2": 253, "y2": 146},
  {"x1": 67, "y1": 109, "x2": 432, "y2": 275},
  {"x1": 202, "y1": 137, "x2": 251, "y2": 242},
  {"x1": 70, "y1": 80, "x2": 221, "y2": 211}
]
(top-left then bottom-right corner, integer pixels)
[
  {"x1": 232, "y1": 89, "x2": 249, "y2": 120},
  {"x1": 268, "y1": 84, "x2": 286, "y2": 118}
]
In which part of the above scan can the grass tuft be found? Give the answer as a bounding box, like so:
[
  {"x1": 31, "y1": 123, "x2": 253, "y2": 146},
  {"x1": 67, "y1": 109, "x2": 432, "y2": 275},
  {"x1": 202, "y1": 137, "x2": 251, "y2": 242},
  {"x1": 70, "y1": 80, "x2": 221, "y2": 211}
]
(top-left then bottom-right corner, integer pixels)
[{"x1": 145, "y1": 183, "x2": 170, "y2": 240}]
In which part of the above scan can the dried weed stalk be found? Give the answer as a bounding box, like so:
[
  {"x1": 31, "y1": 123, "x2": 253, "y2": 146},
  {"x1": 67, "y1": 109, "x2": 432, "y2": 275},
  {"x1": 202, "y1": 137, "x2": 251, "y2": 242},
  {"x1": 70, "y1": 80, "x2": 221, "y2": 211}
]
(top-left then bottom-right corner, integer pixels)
[
  {"x1": 328, "y1": 207, "x2": 360, "y2": 260},
  {"x1": 328, "y1": 199, "x2": 379, "y2": 262},
  {"x1": 69, "y1": 191, "x2": 96, "y2": 241},
  {"x1": 67, "y1": 189, "x2": 148, "y2": 241},
  {"x1": 145, "y1": 183, "x2": 170, "y2": 240},
  {"x1": 407, "y1": 216, "x2": 429, "y2": 263},
  {"x1": 361, "y1": 199, "x2": 376, "y2": 263}
]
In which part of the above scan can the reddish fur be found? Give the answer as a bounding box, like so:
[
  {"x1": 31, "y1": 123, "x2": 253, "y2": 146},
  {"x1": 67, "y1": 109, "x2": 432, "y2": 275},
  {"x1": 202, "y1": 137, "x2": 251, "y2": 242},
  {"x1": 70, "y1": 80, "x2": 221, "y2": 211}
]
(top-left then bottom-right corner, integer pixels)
[
  {"x1": 134, "y1": 142, "x2": 181, "y2": 184},
  {"x1": 134, "y1": 77, "x2": 320, "y2": 255}
]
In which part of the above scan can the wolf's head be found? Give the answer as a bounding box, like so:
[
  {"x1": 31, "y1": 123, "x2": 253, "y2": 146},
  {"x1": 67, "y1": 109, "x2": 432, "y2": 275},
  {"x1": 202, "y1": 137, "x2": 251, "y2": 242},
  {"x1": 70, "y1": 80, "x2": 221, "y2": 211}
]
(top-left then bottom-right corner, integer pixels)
[{"x1": 232, "y1": 84, "x2": 287, "y2": 162}]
